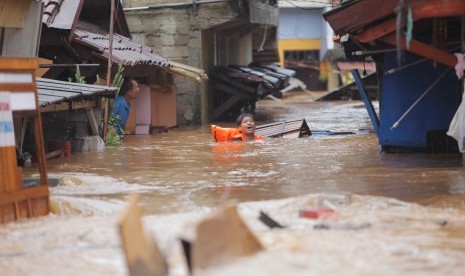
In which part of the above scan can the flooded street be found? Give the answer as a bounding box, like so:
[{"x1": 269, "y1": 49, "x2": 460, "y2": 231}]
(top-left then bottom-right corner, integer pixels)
[{"x1": 2, "y1": 92, "x2": 465, "y2": 275}]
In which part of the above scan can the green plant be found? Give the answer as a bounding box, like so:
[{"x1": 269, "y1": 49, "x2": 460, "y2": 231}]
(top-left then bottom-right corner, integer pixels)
[
  {"x1": 112, "y1": 64, "x2": 125, "y2": 96},
  {"x1": 105, "y1": 115, "x2": 124, "y2": 146},
  {"x1": 105, "y1": 64, "x2": 126, "y2": 146}
]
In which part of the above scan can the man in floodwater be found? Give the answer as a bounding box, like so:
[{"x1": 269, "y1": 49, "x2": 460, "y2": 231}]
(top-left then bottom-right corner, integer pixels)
[
  {"x1": 211, "y1": 113, "x2": 265, "y2": 142},
  {"x1": 110, "y1": 76, "x2": 140, "y2": 135}
]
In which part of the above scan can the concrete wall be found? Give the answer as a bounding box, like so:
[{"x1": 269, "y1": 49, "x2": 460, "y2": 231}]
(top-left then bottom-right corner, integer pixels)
[
  {"x1": 123, "y1": 0, "x2": 242, "y2": 125},
  {"x1": 279, "y1": 8, "x2": 323, "y2": 39}
]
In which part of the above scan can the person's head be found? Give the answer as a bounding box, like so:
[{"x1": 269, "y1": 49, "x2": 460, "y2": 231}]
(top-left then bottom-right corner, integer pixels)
[
  {"x1": 119, "y1": 76, "x2": 139, "y2": 100},
  {"x1": 236, "y1": 113, "x2": 256, "y2": 139}
]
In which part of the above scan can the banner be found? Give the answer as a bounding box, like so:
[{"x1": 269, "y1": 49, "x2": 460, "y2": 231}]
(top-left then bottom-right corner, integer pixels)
[{"x1": 0, "y1": 92, "x2": 15, "y2": 147}]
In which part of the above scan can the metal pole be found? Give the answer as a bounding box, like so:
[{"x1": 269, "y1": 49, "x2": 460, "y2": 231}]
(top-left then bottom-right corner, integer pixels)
[
  {"x1": 385, "y1": 46, "x2": 462, "y2": 75},
  {"x1": 390, "y1": 68, "x2": 450, "y2": 130},
  {"x1": 39, "y1": 64, "x2": 100, "y2": 68}
]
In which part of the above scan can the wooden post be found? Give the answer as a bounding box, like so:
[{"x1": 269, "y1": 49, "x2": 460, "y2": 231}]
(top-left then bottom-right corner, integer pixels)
[
  {"x1": 0, "y1": 58, "x2": 49, "y2": 223},
  {"x1": 103, "y1": 0, "x2": 116, "y2": 142}
]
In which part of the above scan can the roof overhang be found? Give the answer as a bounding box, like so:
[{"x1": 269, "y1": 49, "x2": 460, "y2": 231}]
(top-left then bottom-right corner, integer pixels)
[
  {"x1": 72, "y1": 27, "x2": 207, "y2": 82},
  {"x1": 324, "y1": 0, "x2": 465, "y2": 68},
  {"x1": 37, "y1": 77, "x2": 117, "y2": 111}
]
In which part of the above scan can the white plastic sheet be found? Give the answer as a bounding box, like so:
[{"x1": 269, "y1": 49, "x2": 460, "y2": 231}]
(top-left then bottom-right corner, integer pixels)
[{"x1": 447, "y1": 91, "x2": 465, "y2": 152}]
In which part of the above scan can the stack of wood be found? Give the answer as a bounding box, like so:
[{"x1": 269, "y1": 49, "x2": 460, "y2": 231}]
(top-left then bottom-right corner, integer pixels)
[{"x1": 212, "y1": 63, "x2": 295, "y2": 121}]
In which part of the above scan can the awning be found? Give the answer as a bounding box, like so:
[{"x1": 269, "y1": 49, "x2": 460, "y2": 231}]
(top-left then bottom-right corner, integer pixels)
[
  {"x1": 37, "y1": 77, "x2": 117, "y2": 106},
  {"x1": 73, "y1": 28, "x2": 208, "y2": 82}
]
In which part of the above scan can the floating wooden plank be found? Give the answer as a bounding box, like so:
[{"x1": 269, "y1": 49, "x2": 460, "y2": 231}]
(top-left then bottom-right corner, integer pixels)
[
  {"x1": 182, "y1": 203, "x2": 263, "y2": 272},
  {"x1": 255, "y1": 119, "x2": 311, "y2": 138},
  {"x1": 118, "y1": 195, "x2": 168, "y2": 276}
]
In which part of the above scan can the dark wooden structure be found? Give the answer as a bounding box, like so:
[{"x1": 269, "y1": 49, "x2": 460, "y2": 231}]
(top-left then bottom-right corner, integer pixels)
[
  {"x1": 255, "y1": 119, "x2": 311, "y2": 138},
  {"x1": 0, "y1": 58, "x2": 49, "y2": 223},
  {"x1": 324, "y1": 0, "x2": 465, "y2": 69},
  {"x1": 212, "y1": 63, "x2": 295, "y2": 121},
  {"x1": 324, "y1": 0, "x2": 465, "y2": 152}
]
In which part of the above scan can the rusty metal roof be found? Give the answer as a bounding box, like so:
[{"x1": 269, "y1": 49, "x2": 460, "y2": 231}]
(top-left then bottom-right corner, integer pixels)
[
  {"x1": 73, "y1": 28, "x2": 172, "y2": 69},
  {"x1": 39, "y1": 0, "x2": 206, "y2": 81}
]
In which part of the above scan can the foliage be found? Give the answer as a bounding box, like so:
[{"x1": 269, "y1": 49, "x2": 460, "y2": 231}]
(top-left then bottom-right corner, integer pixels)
[
  {"x1": 68, "y1": 65, "x2": 86, "y2": 83},
  {"x1": 105, "y1": 115, "x2": 124, "y2": 146},
  {"x1": 106, "y1": 64, "x2": 126, "y2": 146},
  {"x1": 112, "y1": 64, "x2": 125, "y2": 96}
]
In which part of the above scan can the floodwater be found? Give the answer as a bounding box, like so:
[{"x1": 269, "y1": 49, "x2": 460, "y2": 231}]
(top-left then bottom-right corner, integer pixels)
[{"x1": 1, "y1": 91, "x2": 465, "y2": 275}]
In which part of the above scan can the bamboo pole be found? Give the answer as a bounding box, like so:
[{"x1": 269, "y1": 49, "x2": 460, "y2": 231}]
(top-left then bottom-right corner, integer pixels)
[
  {"x1": 168, "y1": 67, "x2": 202, "y2": 82},
  {"x1": 103, "y1": 0, "x2": 115, "y2": 142}
]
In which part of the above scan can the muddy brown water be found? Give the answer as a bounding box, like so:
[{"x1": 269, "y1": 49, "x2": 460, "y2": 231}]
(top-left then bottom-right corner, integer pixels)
[
  {"x1": 42, "y1": 93, "x2": 465, "y2": 213},
  {"x1": 2, "y1": 92, "x2": 465, "y2": 275}
]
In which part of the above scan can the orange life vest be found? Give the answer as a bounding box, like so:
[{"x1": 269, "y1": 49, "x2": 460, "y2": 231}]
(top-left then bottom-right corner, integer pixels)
[{"x1": 211, "y1": 125, "x2": 265, "y2": 142}]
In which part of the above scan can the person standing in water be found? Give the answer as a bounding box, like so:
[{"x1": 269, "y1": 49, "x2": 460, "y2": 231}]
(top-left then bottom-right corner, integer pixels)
[
  {"x1": 234, "y1": 113, "x2": 265, "y2": 142},
  {"x1": 110, "y1": 76, "x2": 140, "y2": 135},
  {"x1": 211, "y1": 113, "x2": 265, "y2": 142}
]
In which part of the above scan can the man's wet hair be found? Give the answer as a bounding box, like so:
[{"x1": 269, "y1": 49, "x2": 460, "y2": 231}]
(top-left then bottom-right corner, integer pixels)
[
  {"x1": 119, "y1": 76, "x2": 136, "y2": 97},
  {"x1": 236, "y1": 113, "x2": 255, "y2": 126}
]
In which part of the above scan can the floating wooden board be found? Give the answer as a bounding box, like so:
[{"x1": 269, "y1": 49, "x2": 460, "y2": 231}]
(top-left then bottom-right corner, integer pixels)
[
  {"x1": 118, "y1": 195, "x2": 167, "y2": 276},
  {"x1": 255, "y1": 119, "x2": 311, "y2": 138},
  {"x1": 182, "y1": 203, "x2": 263, "y2": 272}
]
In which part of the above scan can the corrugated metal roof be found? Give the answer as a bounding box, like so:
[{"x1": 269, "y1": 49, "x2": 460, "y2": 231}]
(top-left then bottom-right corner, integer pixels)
[
  {"x1": 40, "y1": 0, "x2": 206, "y2": 81},
  {"x1": 73, "y1": 28, "x2": 172, "y2": 69},
  {"x1": 37, "y1": 77, "x2": 117, "y2": 106}
]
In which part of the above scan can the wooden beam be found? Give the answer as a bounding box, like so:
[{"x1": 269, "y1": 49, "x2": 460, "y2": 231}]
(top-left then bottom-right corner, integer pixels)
[
  {"x1": 355, "y1": 0, "x2": 465, "y2": 43},
  {"x1": 40, "y1": 102, "x2": 69, "y2": 113},
  {"x1": 323, "y1": 0, "x2": 398, "y2": 33},
  {"x1": 213, "y1": 82, "x2": 256, "y2": 100},
  {"x1": 213, "y1": 94, "x2": 242, "y2": 120},
  {"x1": 380, "y1": 33, "x2": 457, "y2": 68},
  {"x1": 71, "y1": 99, "x2": 96, "y2": 110}
]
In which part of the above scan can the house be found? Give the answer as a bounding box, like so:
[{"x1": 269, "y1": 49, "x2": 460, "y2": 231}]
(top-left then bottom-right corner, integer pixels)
[
  {"x1": 1, "y1": 0, "x2": 208, "y2": 156},
  {"x1": 324, "y1": 0, "x2": 465, "y2": 153},
  {"x1": 39, "y1": 0, "x2": 206, "y2": 138},
  {"x1": 277, "y1": 0, "x2": 337, "y2": 91},
  {"x1": 123, "y1": 0, "x2": 280, "y2": 123}
]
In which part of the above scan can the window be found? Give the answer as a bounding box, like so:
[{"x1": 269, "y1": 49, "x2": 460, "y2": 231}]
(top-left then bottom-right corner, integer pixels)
[{"x1": 284, "y1": 50, "x2": 320, "y2": 68}]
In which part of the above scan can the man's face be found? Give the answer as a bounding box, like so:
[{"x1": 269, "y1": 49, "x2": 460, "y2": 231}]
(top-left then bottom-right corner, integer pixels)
[
  {"x1": 239, "y1": 116, "x2": 256, "y2": 134},
  {"x1": 128, "y1": 80, "x2": 140, "y2": 99}
]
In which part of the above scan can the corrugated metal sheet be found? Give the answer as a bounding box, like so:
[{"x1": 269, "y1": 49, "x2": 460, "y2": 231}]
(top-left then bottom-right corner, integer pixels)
[
  {"x1": 37, "y1": 77, "x2": 117, "y2": 106},
  {"x1": 41, "y1": 0, "x2": 65, "y2": 26},
  {"x1": 39, "y1": 0, "x2": 207, "y2": 81},
  {"x1": 73, "y1": 28, "x2": 172, "y2": 69}
]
